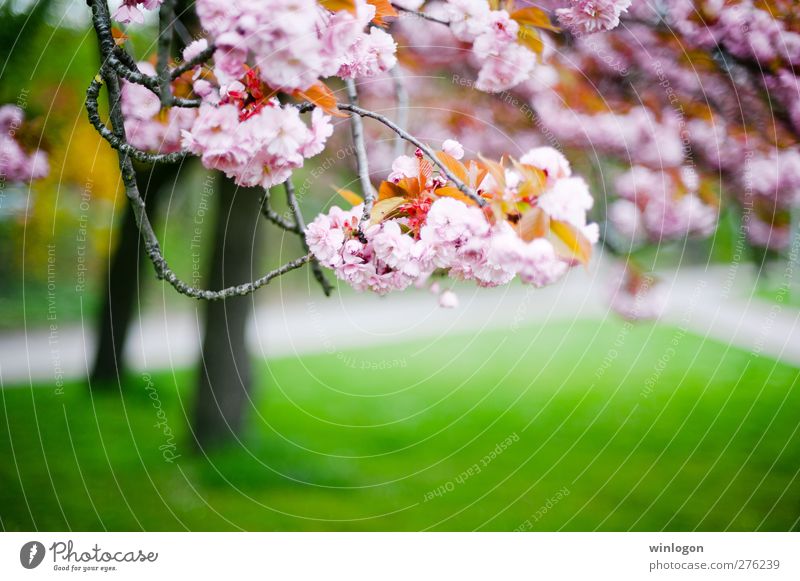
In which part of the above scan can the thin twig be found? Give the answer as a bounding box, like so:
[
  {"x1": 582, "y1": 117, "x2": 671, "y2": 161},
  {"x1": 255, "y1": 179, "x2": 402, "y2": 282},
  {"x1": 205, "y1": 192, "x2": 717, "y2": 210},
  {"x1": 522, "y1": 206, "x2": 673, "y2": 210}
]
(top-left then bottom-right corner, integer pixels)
[
  {"x1": 337, "y1": 102, "x2": 484, "y2": 206},
  {"x1": 345, "y1": 79, "x2": 376, "y2": 223},
  {"x1": 285, "y1": 180, "x2": 333, "y2": 296},
  {"x1": 260, "y1": 188, "x2": 299, "y2": 233},
  {"x1": 391, "y1": 3, "x2": 450, "y2": 26},
  {"x1": 86, "y1": 78, "x2": 189, "y2": 164},
  {"x1": 171, "y1": 42, "x2": 216, "y2": 79}
]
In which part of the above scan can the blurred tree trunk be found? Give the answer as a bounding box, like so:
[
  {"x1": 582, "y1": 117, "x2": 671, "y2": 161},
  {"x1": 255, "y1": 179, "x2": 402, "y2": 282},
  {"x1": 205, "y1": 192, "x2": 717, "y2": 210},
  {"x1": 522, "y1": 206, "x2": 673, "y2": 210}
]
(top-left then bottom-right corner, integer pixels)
[
  {"x1": 193, "y1": 177, "x2": 263, "y2": 448},
  {"x1": 91, "y1": 165, "x2": 172, "y2": 386}
]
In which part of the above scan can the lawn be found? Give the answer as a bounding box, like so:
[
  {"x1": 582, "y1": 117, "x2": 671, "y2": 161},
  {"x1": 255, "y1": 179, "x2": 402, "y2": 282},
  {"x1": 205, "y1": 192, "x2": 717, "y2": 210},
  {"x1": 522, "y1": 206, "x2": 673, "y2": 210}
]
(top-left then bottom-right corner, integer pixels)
[{"x1": 1, "y1": 319, "x2": 798, "y2": 531}]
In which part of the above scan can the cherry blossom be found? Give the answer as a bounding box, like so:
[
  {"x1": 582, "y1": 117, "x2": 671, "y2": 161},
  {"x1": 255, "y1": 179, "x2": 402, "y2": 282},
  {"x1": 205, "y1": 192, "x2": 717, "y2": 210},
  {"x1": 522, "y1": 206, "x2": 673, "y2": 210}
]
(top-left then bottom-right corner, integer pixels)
[
  {"x1": 0, "y1": 105, "x2": 49, "y2": 185},
  {"x1": 306, "y1": 146, "x2": 598, "y2": 302},
  {"x1": 556, "y1": 0, "x2": 632, "y2": 35},
  {"x1": 113, "y1": 0, "x2": 162, "y2": 24}
]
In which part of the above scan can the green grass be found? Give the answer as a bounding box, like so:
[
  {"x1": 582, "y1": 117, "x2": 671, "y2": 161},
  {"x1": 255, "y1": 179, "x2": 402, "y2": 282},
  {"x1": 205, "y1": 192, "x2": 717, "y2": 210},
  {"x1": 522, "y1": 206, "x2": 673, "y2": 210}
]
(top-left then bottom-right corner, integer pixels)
[{"x1": 1, "y1": 320, "x2": 799, "y2": 531}]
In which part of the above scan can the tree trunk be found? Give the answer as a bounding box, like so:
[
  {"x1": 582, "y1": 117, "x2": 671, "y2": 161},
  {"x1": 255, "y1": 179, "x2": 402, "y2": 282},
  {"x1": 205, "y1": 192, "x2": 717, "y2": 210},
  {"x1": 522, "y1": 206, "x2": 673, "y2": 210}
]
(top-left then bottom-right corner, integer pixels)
[
  {"x1": 91, "y1": 164, "x2": 173, "y2": 387},
  {"x1": 193, "y1": 176, "x2": 264, "y2": 449}
]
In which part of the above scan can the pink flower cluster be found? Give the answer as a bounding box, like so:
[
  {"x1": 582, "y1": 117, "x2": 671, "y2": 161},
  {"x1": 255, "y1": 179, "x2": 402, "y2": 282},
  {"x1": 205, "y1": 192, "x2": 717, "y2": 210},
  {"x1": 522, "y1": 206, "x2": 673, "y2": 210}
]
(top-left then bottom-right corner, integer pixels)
[
  {"x1": 306, "y1": 145, "x2": 597, "y2": 299},
  {"x1": 114, "y1": 0, "x2": 162, "y2": 24},
  {"x1": 0, "y1": 105, "x2": 48, "y2": 185},
  {"x1": 196, "y1": 0, "x2": 396, "y2": 91},
  {"x1": 608, "y1": 166, "x2": 717, "y2": 243},
  {"x1": 442, "y1": 0, "x2": 537, "y2": 92},
  {"x1": 120, "y1": 62, "x2": 197, "y2": 154},
  {"x1": 556, "y1": 0, "x2": 632, "y2": 35},
  {"x1": 182, "y1": 101, "x2": 332, "y2": 189}
]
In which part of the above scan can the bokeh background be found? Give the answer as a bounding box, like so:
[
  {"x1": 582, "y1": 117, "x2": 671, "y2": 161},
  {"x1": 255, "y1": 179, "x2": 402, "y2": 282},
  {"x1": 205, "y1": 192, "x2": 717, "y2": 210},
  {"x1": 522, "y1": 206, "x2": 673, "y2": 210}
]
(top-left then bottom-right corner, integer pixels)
[{"x1": 0, "y1": 0, "x2": 798, "y2": 531}]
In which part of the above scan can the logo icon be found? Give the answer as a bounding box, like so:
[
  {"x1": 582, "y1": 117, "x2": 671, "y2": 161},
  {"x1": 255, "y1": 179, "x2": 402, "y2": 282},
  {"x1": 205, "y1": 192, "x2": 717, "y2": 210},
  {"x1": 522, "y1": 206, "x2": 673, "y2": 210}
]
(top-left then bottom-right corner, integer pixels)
[{"x1": 20, "y1": 541, "x2": 45, "y2": 569}]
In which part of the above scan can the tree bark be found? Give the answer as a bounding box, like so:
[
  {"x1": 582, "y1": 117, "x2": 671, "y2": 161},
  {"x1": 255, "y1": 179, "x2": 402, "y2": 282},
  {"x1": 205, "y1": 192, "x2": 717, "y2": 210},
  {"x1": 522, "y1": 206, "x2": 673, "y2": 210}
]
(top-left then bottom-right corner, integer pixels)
[
  {"x1": 193, "y1": 176, "x2": 264, "y2": 449},
  {"x1": 91, "y1": 164, "x2": 173, "y2": 386}
]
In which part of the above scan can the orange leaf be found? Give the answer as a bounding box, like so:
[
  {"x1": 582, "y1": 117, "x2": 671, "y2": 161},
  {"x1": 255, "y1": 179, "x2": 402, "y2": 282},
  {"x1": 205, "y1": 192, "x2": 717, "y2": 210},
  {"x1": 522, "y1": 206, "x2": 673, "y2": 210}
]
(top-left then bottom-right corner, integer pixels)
[
  {"x1": 478, "y1": 154, "x2": 506, "y2": 192},
  {"x1": 319, "y1": 0, "x2": 356, "y2": 13},
  {"x1": 511, "y1": 159, "x2": 547, "y2": 198},
  {"x1": 435, "y1": 186, "x2": 475, "y2": 205},
  {"x1": 515, "y1": 207, "x2": 549, "y2": 241},
  {"x1": 335, "y1": 187, "x2": 364, "y2": 206},
  {"x1": 294, "y1": 81, "x2": 346, "y2": 117},
  {"x1": 378, "y1": 180, "x2": 406, "y2": 201},
  {"x1": 517, "y1": 27, "x2": 544, "y2": 56},
  {"x1": 511, "y1": 7, "x2": 560, "y2": 32},
  {"x1": 370, "y1": 197, "x2": 406, "y2": 224},
  {"x1": 367, "y1": 0, "x2": 398, "y2": 26},
  {"x1": 550, "y1": 219, "x2": 592, "y2": 266},
  {"x1": 111, "y1": 27, "x2": 129, "y2": 47},
  {"x1": 435, "y1": 151, "x2": 468, "y2": 183},
  {"x1": 418, "y1": 157, "x2": 433, "y2": 190}
]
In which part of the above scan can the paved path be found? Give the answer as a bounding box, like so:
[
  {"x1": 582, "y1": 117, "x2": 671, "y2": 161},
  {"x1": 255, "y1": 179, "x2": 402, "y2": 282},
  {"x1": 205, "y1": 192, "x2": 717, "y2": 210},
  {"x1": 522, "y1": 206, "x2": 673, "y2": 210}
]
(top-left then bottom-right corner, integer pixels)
[{"x1": 1, "y1": 262, "x2": 798, "y2": 387}]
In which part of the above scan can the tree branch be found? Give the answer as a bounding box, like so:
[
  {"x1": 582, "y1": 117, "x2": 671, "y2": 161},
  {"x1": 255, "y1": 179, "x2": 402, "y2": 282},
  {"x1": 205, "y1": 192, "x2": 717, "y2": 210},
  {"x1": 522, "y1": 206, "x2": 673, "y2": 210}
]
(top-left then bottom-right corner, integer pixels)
[
  {"x1": 86, "y1": 78, "x2": 189, "y2": 164},
  {"x1": 337, "y1": 102, "x2": 484, "y2": 206},
  {"x1": 345, "y1": 79, "x2": 376, "y2": 223},
  {"x1": 391, "y1": 3, "x2": 450, "y2": 26},
  {"x1": 259, "y1": 187, "x2": 299, "y2": 233},
  {"x1": 87, "y1": 0, "x2": 311, "y2": 301},
  {"x1": 171, "y1": 42, "x2": 216, "y2": 79},
  {"x1": 285, "y1": 180, "x2": 333, "y2": 296}
]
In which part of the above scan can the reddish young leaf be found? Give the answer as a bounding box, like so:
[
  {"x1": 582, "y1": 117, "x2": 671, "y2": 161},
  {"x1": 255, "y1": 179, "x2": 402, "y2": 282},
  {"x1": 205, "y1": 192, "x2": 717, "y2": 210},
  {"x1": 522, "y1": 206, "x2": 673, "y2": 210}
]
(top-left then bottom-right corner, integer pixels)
[
  {"x1": 318, "y1": 0, "x2": 356, "y2": 13},
  {"x1": 367, "y1": 0, "x2": 398, "y2": 26},
  {"x1": 435, "y1": 150, "x2": 469, "y2": 183},
  {"x1": 378, "y1": 180, "x2": 406, "y2": 201},
  {"x1": 111, "y1": 27, "x2": 129, "y2": 47},
  {"x1": 511, "y1": 7, "x2": 560, "y2": 32},
  {"x1": 294, "y1": 82, "x2": 347, "y2": 117},
  {"x1": 516, "y1": 207, "x2": 550, "y2": 241}
]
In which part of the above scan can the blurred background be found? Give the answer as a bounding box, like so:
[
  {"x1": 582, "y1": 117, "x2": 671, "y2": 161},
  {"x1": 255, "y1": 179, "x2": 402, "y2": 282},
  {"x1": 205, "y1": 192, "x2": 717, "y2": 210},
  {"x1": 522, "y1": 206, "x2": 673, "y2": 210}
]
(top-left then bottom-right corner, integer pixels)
[{"x1": 0, "y1": 0, "x2": 798, "y2": 531}]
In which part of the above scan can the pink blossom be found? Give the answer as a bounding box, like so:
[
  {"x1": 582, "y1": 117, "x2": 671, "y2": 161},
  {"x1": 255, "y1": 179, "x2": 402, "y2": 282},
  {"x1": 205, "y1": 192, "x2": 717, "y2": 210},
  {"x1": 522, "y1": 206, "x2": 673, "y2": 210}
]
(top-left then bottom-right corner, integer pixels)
[
  {"x1": 607, "y1": 199, "x2": 644, "y2": 244},
  {"x1": 113, "y1": 0, "x2": 163, "y2": 24},
  {"x1": 388, "y1": 155, "x2": 418, "y2": 182},
  {"x1": 0, "y1": 105, "x2": 49, "y2": 184},
  {"x1": 182, "y1": 39, "x2": 209, "y2": 64},
  {"x1": 442, "y1": 139, "x2": 465, "y2": 160},
  {"x1": 306, "y1": 214, "x2": 346, "y2": 266},
  {"x1": 538, "y1": 177, "x2": 594, "y2": 228},
  {"x1": 438, "y1": 290, "x2": 460, "y2": 308},
  {"x1": 519, "y1": 147, "x2": 572, "y2": 182},
  {"x1": 556, "y1": 0, "x2": 632, "y2": 35}
]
